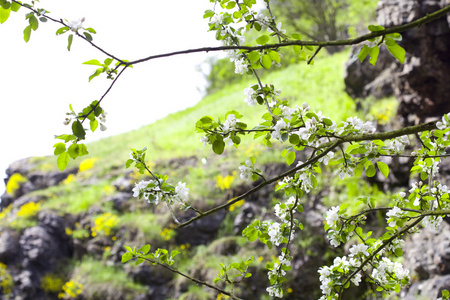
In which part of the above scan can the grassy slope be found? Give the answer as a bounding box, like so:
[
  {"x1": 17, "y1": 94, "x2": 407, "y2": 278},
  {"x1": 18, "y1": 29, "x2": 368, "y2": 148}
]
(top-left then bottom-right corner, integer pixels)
[{"x1": 86, "y1": 50, "x2": 355, "y2": 171}]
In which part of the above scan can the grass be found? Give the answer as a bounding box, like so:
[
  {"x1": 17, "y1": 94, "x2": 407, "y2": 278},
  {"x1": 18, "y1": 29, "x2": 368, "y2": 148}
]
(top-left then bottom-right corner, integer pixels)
[
  {"x1": 73, "y1": 257, "x2": 147, "y2": 299},
  {"x1": 40, "y1": 179, "x2": 113, "y2": 214}
]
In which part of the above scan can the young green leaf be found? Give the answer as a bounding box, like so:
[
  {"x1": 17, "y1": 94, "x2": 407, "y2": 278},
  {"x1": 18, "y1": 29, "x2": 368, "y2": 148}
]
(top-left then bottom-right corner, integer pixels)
[
  {"x1": 369, "y1": 45, "x2": 379, "y2": 66},
  {"x1": 90, "y1": 119, "x2": 98, "y2": 132},
  {"x1": 213, "y1": 140, "x2": 225, "y2": 155},
  {"x1": 67, "y1": 34, "x2": 73, "y2": 51},
  {"x1": 53, "y1": 143, "x2": 66, "y2": 155},
  {"x1": 56, "y1": 26, "x2": 69, "y2": 35},
  {"x1": 83, "y1": 32, "x2": 92, "y2": 41},
  {"x1": 365, "y1": 164, "x2": 376, "y2": 177},
  {"x1": 286, "y1": 151, "x2": 296, "y2": 166},
  {"x1": 387, "y1": 43, "x2": 405, "y2": 63},
  {"x1": 72, "y1": 120, "x2": 86, "y2": 140},
  {"x1": 29, "y1": 15, "x2": 38, "y2": 31},
  {"x1": 23, "y1": 25, "x2": 31, "y2": 42},
  {"x1": 83, "y1": 59, "x2": 102, "y2": 66},
  {"x1": 256, "y1": 35, "x2": 269, "y2": 45},
  {"x1": 0, "y1": 5, "x2": 11, "y2": 24},
  {"x1": 57, "y1": 152, "x2": 69, "y2": 171},
  {"x1": 368, "y1": 24, "x2": 385, "y2": 32},
  {"x1": 11, "y1": 2, "x2": 20, "y2": 12},
  {"x1": 261, "y1": 54, "x2": 272, "y2": 69},
  {"x1": 376, "y1": 161, "x2": 389, "y2": 178},
  {"x1": 121, "y1": 252, "x2": 133, "y2": 263}
]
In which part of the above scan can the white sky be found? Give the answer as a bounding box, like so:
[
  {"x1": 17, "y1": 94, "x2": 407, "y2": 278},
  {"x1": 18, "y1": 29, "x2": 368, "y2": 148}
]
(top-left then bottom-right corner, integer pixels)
[{"x1": 0, "y1": 0, "x2": 219, "y2": 194}]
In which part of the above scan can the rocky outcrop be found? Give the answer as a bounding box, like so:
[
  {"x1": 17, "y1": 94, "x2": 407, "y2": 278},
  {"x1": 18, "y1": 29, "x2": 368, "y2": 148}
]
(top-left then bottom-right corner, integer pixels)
[
  {"x1": 0, "y1": 211, "x2": 73, "y2": 299},
  {"x1": 344, "y1": 0, "x2": 450, "y2": 123},
  {"x1": 1, "y1": 157, "x2": 77, "y2": 209}
]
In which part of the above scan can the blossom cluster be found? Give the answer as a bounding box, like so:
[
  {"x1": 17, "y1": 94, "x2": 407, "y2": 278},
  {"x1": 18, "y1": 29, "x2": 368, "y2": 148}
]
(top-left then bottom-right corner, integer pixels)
[
  {"x1": 239, "y1": 160, "x2": 254, "y2": 181},
  {"x1": 132, "y1": 179, "x2": 189, "y2": 207},
  {"x1": 325, "y1": 206, "x2": 342, "y2": 247},
  {"x1": 265, "y1": 196, "x2": 299, "y2": 298},
  {"x1": 318, "y1": 243, "x2": 410, "y2": 299}
]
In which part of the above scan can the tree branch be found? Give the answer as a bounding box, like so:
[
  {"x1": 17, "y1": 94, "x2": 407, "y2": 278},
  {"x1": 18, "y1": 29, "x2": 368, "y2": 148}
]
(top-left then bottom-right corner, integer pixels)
[
  {"x1": 129, "y1": 5, "x2": 450, "y2": 65},
  {"x1": 179, "y1": 121, "x2": 439, "y2": 228}
]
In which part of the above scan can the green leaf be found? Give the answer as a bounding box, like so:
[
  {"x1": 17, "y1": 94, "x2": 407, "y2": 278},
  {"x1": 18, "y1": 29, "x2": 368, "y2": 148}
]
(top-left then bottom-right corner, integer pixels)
[
  {"x1": 53, "y1": 143, "x2": 66, "y2": 155},
  {"x1": 23, "y1": 25, "x2": 31, "y2": 42},
  {"x1": 358, "y1": 45, "x2": 370, "y2": 62},
  {"x1": 261, "y1": 54, "x2": 271, "y2": 69},
  {"x1": 226, "y1": 1, "x2": 236, "y2": 9},
  {"x1": 203, "y1": 9, "x2": 214, "y2": 19},
  {"x1": 140, "y1": 244, "x2": 151, "y2": 254},
  {"x1": 90, "y1": 119, "x2": 98, "y2": 132},
  {"x1": 83, "y1": 59, "x2": 102, "y2": 66},
  {"x1": 72, "y1": 120, "x2": 86, "y2": 140},
  {"x1": 293, "y1": 45, "x2": 302, "y2": 55},
  {"x1": 376, "y1": 161, "x2": 389, "y2": 178},
  {"x1": 56, "y1": 26, "x2": 69, "y2": 35},
  {"x1": 212, "y1": 140, "x2": 225, "y2": 155},
  {"x1": 368, "y1": 24, "x2": 385, "y2": 32},
  {"x1": 291, "y1": 33, "x2": 302, "y2": 40},
  {"x1": 89, "y1": 68, "x2": 102, "y2": 82},
  {"x1": 387, "y1": 43, "x2": 405, "y2": 63},
  {"x1": 256, "y1": 35, "x2": 269, "y2": 45},
  {"x1": 104, "y1": 58, "x2": 113, "y2": 66},
  {"x1": 246, "y1": 51, "x2": 260, "y2": 63},
  {"x1": 83, "y1": 32, "x2": 92, "y2": 41},
  {"x1": 268, "y1": 51, "x2": 280, "y2": 63},
  {"x1": 11, "y1": 2, "x2": 20, "y2": 12},
  {"x1": 365, "y1": 164, "x2": 376, "y2": 177},
  {"x1": 29, "y1": 15, "x2": 38, "y2": 30},
  {"x1": 0, "y1": 5, "x2": 11, "y2": 24},
  {"x1": 355, "y1": 163, "x2": 364, "y2": 177},
  {"x1": 286, "y1": 151, "x2": 295, "y2": 166},
  {"x1": 67, "y1": 34, "x2": 73, "y2": 51},
  {"x1": 369, "y1": 45, "x2": 379, "y2": 66},
  {"x1": 78, "y1": 143, "x2": 89, "y2": 156},
  {"x1": 68, "y1": 143, "x2": 79, "y2": 159},
  {"x1": 85, "y1": 27, "x2": 96, "y2": 34},
  {"x1": 57, "y1": 152, "x2": 69, "y2": 171},
  {"x1": 121, "y1": 252, "x2": 133, "y2": 263}
]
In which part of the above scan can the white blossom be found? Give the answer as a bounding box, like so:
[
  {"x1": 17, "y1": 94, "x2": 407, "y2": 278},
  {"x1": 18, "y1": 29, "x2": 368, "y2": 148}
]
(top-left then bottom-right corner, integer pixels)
[
  {"x1": 175, "y1": 181, "x2": 189, "y2": 203},
  {"x1": 349, "y1": 244, "x2": 369, "y2": 257},
  {"x1": 239, "y1": 160, "x2": 253, "y2": 181},
  {"x1": 436, "y1": 113, "x2": 450, "y2": 130},
  {"x1": 222, "y1": 114, "x2": 238, "y2": 132},
  {"x1": 232, "y1": 57, "x2": 248, "y2": 75},
  {"x1": 318, "y1": 151, "x2": 334, "y2": 165},
  {"x1": 386, "y1": 206, "x2": 404, "y2": 227},
  {"x1": 280, "y1": 105, "x2": 295, "y2": 121},
  {"x1": 200, "y1": 136, "x2": 209, "y2": 147},
  {"x1": 132, "y1": 180, "x2": 150, "y2": 198},
  {"x1": 244, "y1": 85, "x2": 257, "y2": 106},
  {"x1": 326, "y1": 206, "x2": 340, "y2": 227},
  {"x1": 351, "y1": 273, "x2": 362, "y2": 286},
  {"x1": 68, "y1": 18, "x2": 85, "y2": 31},
  {"x1": 210, "y1": 13, "x2": 224, "y2": 27},
  {"x1": 271, "y1": 119, "x2": 288, "y2": 141},
  {"x1": 267, "y1": 222, "x2": 284, "y2": 246},
  {"x1": 266, "y1": 286, "x2": 283, "y2": 298}
]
